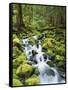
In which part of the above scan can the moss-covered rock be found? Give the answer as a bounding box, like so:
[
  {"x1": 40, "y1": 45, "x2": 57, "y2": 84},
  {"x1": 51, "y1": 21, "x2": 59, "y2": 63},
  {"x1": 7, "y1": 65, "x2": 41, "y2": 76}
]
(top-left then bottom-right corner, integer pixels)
[
  {"x1": 13, "y1": 79, "x2": 23, "y2": 86},
  {"x1": 13, "y1": 35, "x2": 23, "y2": 51},
  {"x1": 13, "y1": 74, "x2": 19, "y2": 79},
  {"x1": 47, "y1": 49, "x2": 53, "y2": 55},
  {"x1": 13, "y1": 37, "x2": 20, "y2": 45},
  {"x1": 13, "y1": 53, "x2": 27, "y2": 68},
  {"x1": 16, "y1": 64, "x2": 34, "y2": 78},
  {"x1": 13, "y1": 69, "x2": 19, "y2": 79},
  {"x1": 25, "y1": 75, "x2": 39, "y2": 85},
  {"x1": 13, "y1": 34, "x2": 17, "y2": 39},
  {"x1": 13, "y1": 46, "x2": 22, "y2": 59}
]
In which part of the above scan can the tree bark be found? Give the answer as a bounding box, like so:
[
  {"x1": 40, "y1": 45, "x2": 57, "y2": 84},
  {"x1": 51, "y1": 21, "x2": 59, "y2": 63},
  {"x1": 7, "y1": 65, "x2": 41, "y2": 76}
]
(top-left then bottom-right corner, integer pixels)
[{"x1": 17, "y1": 4, "x2": 25, "y2": 32}]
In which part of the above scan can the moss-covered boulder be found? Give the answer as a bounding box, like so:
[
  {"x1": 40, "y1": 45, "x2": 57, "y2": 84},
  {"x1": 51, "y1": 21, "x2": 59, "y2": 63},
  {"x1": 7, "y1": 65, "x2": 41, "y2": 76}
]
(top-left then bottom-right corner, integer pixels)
[
  {"x1": 13, "y1": 74, "x2": 19, "y2": 79},
  {"x1": 13, "y1": 69, "x2": 19, "y2": 79},
  {"x1": 13, "y1": 38, "x2": 20, "y2": 44},
  {"x1": 13, "y1": 79, "x2": 23, "y2": 86},
  {"x1": 13, "y1": 53, "x2": 27, "y2": 68},
  {"x1": 13, "y1": 34, "x2": 23, "y2": 51},
  {"x1": 25, "y1": 75, "x2": 39, "y2": 85},
  {"x1": 13, "y1": 35, "x2": 21, "y2": 46},
  {"x1": 13, "y1": 34, "x2": 17, "y2": 39},
  {"x1": 13, "y1": 46, "x2": 22, "y2": 59},
  {"x1": 16, "y1": 64, "x2": 34, "y2": 78}
]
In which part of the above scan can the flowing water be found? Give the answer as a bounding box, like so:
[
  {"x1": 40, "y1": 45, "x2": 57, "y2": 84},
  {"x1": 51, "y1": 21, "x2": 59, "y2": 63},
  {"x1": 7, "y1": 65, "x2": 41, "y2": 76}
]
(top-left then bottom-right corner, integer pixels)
[{"x1": 22, "y1": 36, "x2": 65, "y2": 84}]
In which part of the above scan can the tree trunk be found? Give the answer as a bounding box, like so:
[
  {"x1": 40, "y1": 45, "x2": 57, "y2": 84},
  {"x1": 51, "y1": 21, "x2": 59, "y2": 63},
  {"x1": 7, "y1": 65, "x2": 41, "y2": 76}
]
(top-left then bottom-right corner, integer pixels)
[{"x1": 17, "y1": 4, "x2": 25, "y2": 32}]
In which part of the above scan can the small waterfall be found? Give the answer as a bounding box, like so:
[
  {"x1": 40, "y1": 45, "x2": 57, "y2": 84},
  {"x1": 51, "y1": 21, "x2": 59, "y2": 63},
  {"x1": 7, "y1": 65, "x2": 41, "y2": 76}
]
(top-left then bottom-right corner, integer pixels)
[
  {"x1": 22, "y1": 38, "x2": 33, "y2": 59},
  {"x1": 22, "y1": 36, "x2": 65, "y2": 84}
]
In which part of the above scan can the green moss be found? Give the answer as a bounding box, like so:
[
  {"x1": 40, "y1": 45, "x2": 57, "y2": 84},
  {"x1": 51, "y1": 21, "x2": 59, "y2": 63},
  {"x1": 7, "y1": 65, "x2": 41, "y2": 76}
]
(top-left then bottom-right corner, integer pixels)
[
  {"x1": 47, "y1": 49, "x2": 55, "y2": 57},
  {"x1": 13, "y1": 46, "x2": 22, "y2": 59},
  {"x1": 13, "y1": 53, "x2": 27, "y2": 68},
  {"x1": 25, "y1": 75, "x2": 39, "y2": 85},
  {"x1": 13, "y1": 59, "x2": 20, "y2": 68},
  {"x1": 42, "y1": 38, "x2": 54, "y2": 49},
  {"x1": 13, "y1": 74, "x2": 19, "y2": 79},
  {"x1": 29, "y1": 37, "x2": 36, "y2": 45},
  {"x1": 13, "y1": 34, "x2": 17, "y2": 39},
  {"x1": 56, "y1": 46, "x2": 65, "y2": 55},
  {"x1": 55, "y1": 55, "x2": 64, "y2": 62},
  {"x1": 13, "y1": 69, "x2": 19, "y2": 79},
  {"x1": 17, "y1": 53, "x2": 27, "y2": 61},
  {"x1": 13, "y1": 37, "x2": 20, "y2": 45},
  {"x1": 55, "y1": 54, "x2": 65, "y2": 72},
  {"x1": 16, "y1": 64, "x2": 34, "y2": 78},
  {"x1": 13, "y1": 79, "x2": 23, "y2": 86},
  {"x1": 13, "y1": 36, "x2": 22, "y2": 50}
]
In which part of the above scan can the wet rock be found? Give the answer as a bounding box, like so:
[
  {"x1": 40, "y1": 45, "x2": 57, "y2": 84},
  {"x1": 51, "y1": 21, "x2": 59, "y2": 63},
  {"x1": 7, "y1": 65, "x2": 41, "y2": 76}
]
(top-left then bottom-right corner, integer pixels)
[{"x1": 16, "y1": 64, "x2": 34, "y2": 78}]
